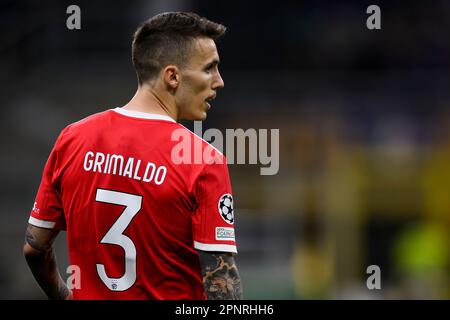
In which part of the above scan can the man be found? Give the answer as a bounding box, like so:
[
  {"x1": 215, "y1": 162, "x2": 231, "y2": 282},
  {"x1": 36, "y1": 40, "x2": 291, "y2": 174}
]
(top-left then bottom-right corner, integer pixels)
[{"x1": 24, "y1": 12, "x2": 243, "y2": 300}]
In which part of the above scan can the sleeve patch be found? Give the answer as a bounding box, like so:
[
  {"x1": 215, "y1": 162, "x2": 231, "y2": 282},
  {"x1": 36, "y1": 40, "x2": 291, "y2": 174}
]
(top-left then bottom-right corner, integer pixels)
[
  {"x1": 218, "y1": 194, "x2": 234, "y2": 225},
  {"x1": 215, "y1": 227, "x2": 235, "y2": 241}
]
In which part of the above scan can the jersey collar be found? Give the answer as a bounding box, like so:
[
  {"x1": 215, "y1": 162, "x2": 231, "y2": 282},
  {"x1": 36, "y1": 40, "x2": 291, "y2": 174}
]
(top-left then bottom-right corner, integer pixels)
[{"x1": 112, "y1": 107, "x2": 176, "y2": 123}]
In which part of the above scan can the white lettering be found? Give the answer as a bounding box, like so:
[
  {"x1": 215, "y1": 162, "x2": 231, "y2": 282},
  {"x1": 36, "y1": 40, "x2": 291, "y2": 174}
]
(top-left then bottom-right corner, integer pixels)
[
  {"x1": 171, "y1": 129, "x2": 191, "y2": 164},
  {"x1": 259, "y1": 129, "x2": 279, "y2": 175},
  {"x1": 104, "y1": 154, "x2": 111, "y2": 174},
  {"x1": 108, "y1": 154, "x2": 124, "y2": 175},
  {"x1": 154, "y1": 166, "x2": 167, "y2": 185},
  {"x1": 133, "y1": 159, "x2": 142, "y2": 180},
  {"x1": 123, "y1": 157, "x2": 134, "y2": 178},
  {"x1": 82, "y1": 151, "x2": 166, "y2": 185},
  {"x1": 366, "y1": 5, "x2": 381, "y2": 30},
  {"x1": 93, "y1": 152, "x2": 105, "y2": 173},
  {"x1": 366, "y1": 265, "x2": 381, "y2": 289},
  {"x1": 66, "y1": 265, "x2": 81, "y2": 289},
  {"x1": 66, "y1": 5, "x2": 81, "y2": 30},
  {"x1": 143, "y1": 162, "x2": 156, "y2": 183},
  {"x1": 175, "y1": 304, "x2": 209, "y2": 317},
  {"x1": 203, "y1": 128, "x2": 223, "y2": 164},
  {"x1": 83, "y1": 151, "x2": 94, "y2": 171}
]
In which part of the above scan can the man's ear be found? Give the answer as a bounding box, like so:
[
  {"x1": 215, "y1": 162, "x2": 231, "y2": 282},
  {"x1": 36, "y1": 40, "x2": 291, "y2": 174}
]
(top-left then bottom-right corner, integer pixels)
[{"x1": 162, "y1": 65, "x2": 180, "y2": 89}]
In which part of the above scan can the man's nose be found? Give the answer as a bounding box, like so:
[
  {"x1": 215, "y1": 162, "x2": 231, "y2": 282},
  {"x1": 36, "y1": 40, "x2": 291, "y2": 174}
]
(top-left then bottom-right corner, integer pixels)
[{"x1": 213, "y1": 71, "x2": 224, "y2": 89}]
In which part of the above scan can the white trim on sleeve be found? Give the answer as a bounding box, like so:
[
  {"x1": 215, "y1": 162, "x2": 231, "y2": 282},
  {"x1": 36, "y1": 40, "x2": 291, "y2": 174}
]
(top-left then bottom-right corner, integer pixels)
[
  {"x1": 194, "y1": 241, "x2": 237, "y2": 253},
  {"x1": 28, "y1": 216, "x2": 56, "y2": 229}
]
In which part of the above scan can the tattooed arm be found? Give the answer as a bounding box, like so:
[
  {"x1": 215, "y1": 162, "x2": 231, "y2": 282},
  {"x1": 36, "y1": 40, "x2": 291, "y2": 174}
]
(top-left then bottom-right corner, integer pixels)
[
  {"x1": 198, "y1": 251, "x2": 243, "y2": 300},
  {"x1": 23, "y1": 224, "x2": 72, "y2": 300}
]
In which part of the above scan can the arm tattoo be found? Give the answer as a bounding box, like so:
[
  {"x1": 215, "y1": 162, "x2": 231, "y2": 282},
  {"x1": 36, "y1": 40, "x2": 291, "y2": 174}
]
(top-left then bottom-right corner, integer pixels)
[
  {"x1": 198, "y1": 252, "x2": 243, "y2": 300},
  {"x1": 47, "y1": 248, "x2": 71, "y2": 300},
  {"x1": 25, "y1": 226, "x2": 52, "y2": 252},
  {"x1": 24, "y1": 224, "x2": 70, "y2": 300}
]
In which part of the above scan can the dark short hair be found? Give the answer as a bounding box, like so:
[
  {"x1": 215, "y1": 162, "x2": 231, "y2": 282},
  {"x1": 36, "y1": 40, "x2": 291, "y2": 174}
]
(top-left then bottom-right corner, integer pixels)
[{"x1": 132, "y1": 12, "x2": 226, "y2": 85}]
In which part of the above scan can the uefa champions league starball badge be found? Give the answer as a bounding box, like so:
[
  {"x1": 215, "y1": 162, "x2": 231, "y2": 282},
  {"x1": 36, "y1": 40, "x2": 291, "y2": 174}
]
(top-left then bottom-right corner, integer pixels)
[{"x1": 218, "y1": 194, "x2": 234, "y2": 224}]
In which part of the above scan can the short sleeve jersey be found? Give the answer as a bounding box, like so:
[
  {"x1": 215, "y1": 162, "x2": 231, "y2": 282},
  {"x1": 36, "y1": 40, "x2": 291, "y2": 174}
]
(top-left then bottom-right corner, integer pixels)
[{"x1": 28, "y1": 108, "x2": 237, "y2": 299}]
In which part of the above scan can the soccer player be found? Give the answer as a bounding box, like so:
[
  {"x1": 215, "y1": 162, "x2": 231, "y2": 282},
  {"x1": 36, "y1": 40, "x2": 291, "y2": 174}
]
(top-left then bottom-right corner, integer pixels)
[{"x1": 23, "y1": 12, "x2": 243, "y2": 300}]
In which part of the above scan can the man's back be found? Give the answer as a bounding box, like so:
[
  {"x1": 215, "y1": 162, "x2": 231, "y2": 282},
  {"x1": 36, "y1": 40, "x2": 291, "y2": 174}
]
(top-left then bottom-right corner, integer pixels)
[
  {"x1": 24, "y1": 12, "x2": 242, "y2": 301},
  {"x1": 29, "y1": 108, "x2": 236, "y2": 299}
]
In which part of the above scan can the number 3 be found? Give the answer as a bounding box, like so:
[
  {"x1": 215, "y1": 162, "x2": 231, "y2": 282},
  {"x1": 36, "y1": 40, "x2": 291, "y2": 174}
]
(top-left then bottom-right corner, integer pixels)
[{"x1": 95, "y1": 188, "x2": 142, "y2": 291}]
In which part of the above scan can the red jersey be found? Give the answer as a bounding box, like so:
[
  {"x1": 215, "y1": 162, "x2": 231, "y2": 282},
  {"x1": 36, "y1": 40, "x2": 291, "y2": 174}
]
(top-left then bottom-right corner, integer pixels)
[{"x1": 28, "y1": 108, "x2": 237, "y2": 300}]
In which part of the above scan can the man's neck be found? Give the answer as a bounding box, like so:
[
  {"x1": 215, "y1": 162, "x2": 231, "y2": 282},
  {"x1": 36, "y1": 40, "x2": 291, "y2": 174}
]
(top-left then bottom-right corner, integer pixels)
[{"x1": 122, "y1": 84, "x2": 178, "y2": 121}]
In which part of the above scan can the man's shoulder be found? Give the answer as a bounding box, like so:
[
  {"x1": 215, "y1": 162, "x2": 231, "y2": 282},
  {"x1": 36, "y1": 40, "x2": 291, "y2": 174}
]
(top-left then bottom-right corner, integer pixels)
[
  {"x1": 52, "y1": 109, "x2": 113, "y2": 148},
  {"x1": 65, "y1": 109, "x2": 112, "y2": 132}
]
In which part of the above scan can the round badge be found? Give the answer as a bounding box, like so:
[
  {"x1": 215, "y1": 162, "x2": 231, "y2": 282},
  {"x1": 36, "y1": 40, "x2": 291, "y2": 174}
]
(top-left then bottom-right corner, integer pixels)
[{"x1": 218, "y1": 194, "x2": 234, "y2": 224}]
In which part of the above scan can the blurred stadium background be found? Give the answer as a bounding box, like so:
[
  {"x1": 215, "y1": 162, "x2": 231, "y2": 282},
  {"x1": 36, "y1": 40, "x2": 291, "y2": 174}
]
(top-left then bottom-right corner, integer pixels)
[{"x1": 1, "y1": 0, "x2": 449, "y2": 299}]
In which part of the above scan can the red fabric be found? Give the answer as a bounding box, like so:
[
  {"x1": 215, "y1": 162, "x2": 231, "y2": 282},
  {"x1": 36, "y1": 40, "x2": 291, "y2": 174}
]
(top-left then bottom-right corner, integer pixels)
[{"x1": 29, "y1": 109, "x2": 237, "y2": 300}]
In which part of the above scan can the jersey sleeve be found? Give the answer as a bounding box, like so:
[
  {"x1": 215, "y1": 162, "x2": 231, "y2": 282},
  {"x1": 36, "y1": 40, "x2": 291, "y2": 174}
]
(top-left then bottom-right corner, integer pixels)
[
  {"x1": 192, "y1": 159, "x2": 237, "y2": 253},
  {"x1": 28, "y1": 133, "x2": 66, "y2": 230}
]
